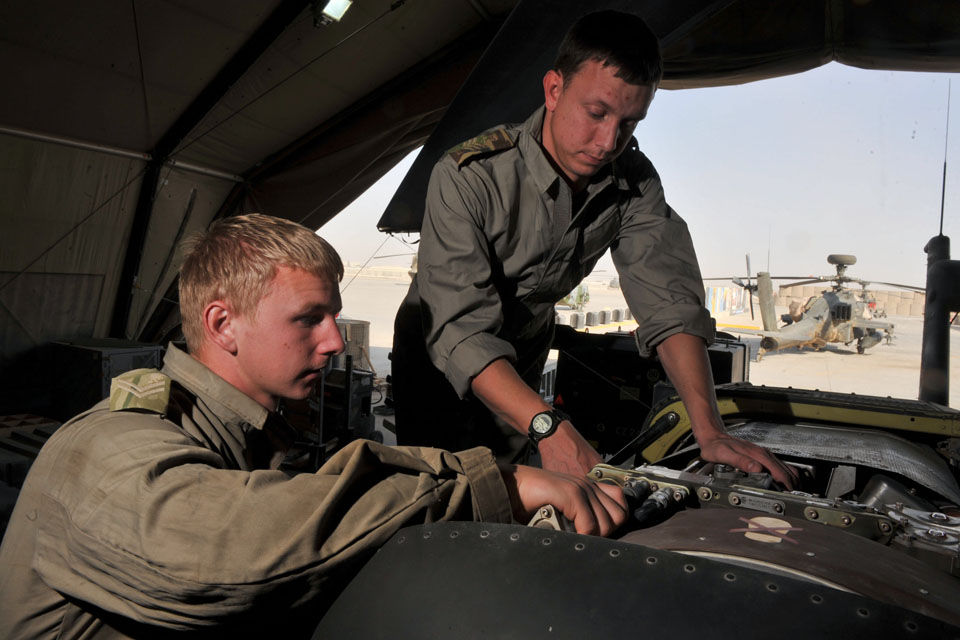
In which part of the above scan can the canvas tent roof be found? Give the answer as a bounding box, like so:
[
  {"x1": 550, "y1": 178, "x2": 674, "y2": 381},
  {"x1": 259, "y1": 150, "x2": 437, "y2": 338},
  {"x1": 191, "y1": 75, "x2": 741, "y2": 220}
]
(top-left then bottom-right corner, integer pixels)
[{"x1": 1, "y1": 0, "x2": 958, "y2": 414}]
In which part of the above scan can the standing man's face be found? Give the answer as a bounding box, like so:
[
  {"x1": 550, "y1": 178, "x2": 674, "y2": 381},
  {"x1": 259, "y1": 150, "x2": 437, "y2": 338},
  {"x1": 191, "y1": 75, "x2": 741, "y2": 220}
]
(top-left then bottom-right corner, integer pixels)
[
  {"x1": 227, "y1": 265, "x2": 344, "y2": 410},
  {"x1": 541, "y1": 59, "x2": 656, "y2": 190}
]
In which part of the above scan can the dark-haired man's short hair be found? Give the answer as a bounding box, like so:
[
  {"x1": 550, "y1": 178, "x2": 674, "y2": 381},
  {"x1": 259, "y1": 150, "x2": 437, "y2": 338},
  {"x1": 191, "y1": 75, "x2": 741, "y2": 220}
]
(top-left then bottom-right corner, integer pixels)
[{"x1": 554, "y1": 10, "x2": 662, "y2": 86}]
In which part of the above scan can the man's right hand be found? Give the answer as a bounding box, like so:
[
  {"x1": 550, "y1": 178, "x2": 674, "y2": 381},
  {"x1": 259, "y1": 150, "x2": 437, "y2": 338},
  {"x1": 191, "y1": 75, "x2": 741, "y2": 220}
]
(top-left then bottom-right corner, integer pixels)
[
  {"x1": 536, "y1": 421, "x2": 602, "y2": 478},
  {"x1": 500, "y1": 464, "x2": 627, "y2": 537}
]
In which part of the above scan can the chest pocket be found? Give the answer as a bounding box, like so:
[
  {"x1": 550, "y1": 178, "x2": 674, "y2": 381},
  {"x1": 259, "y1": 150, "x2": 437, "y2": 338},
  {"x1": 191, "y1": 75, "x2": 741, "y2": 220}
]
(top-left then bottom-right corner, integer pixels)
[{"x1": 579, "y1": 206, "x2": 621, "y2": 265}]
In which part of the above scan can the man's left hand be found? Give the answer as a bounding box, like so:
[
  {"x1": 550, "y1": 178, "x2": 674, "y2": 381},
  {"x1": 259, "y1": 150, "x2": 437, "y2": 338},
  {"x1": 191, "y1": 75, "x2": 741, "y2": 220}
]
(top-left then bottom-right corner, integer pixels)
[{"x1": 697, "y1": 429, "x2": 798, "y2": 489}]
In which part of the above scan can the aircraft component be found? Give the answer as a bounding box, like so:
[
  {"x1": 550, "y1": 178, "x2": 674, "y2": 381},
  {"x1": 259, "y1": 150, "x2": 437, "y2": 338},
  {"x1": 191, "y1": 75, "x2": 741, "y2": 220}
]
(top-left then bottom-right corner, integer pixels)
[
  {"x1": 633, "y1": 383, "x2": 960, "y2": 464},
  {"x1": 587, "y1": 432, "x2": 960, "y2": 621},
  {"x1": 619, "y1": 509, "x2": 960, "y2": 628},
  {"x1": 885, "y1": 504, "x2": 960, "y2": 576},
  {"x1": 757, "y1": 271, "x2": 776, "y2": 330},
  {"x1": 527, "y1": 504, "x2": 574, "y2": 532},
  {"x1": 920, "y1": 234, "x2": 960, "y2": 405},
  {"x1": 828, "y1": 253, "x2": 857, "y2": 267},
  {"x1": 315, "y1": 521, "x2": 959, "y2": 638},
  {"x1": 592, "y1": 463, "x2": 895, "y2": 542},
  {"x1": 724, "y1": 422, "x2": 960, "y2": 505},
  {"x1": 860, "y1": 474, "x2": 937, "y2": 512}
]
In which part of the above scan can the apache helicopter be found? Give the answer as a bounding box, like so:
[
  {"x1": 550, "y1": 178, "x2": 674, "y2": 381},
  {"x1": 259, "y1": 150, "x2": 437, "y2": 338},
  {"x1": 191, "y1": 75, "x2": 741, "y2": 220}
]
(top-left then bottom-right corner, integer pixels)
[{"x1": 710, "y1": 254, "x2": 924, "y2": 359}]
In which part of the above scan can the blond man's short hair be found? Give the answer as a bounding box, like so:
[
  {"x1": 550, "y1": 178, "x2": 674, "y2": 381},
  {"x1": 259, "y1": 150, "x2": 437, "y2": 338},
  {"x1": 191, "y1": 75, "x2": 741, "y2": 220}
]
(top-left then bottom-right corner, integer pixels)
[{"x1": 179, "y1": 213, "x2": 343, "y2": 352}]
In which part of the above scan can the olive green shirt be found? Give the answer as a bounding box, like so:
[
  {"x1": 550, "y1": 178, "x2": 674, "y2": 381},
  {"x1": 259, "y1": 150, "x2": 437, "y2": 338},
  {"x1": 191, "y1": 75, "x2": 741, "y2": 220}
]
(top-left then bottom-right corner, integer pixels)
[
  {"x1": 408, "y1": 107, "x2": 713, "y2": 398},
  {"x1": 0, "y1": 344, "x2": 512, "y2": 639}
]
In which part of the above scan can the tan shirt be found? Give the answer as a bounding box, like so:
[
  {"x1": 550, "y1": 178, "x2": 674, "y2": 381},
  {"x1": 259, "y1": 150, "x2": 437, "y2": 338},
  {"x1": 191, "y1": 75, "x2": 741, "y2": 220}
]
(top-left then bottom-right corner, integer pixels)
[
  {"x1": 404, "y1": 107, "x2": 714, "y2": 398},
  {"x1": 0, "y1": 344, "x2": 512, "y2": 638}
]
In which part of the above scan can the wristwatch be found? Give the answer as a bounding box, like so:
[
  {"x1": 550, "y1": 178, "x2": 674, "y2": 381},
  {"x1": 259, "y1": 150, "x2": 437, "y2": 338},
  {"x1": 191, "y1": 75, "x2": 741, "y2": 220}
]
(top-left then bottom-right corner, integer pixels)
[{"x1": 528, "y1": 408, "x2": 570, "y2": 448}]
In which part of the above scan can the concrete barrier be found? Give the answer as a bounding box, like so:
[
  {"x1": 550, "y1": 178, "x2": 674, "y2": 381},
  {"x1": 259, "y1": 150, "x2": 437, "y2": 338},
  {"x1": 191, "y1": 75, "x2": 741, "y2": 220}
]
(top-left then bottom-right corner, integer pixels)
[
  {"x1": 586, "y1": 311, "x2": 598, "y2": 326},
  {"x1": 612, "y1": 308, "x2": 622, "y2": 322}
]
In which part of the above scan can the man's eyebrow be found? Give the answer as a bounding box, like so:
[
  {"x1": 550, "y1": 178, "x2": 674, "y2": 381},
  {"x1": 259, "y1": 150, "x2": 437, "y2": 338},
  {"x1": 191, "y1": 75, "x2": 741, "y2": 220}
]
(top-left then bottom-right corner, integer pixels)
[
  {"x1": 585, "y1": 98, "x2": 646, "y2": 121},
  {"x1": 295, "y1": 302, "x2": 339, "y2": 315},
  {"x1": 586, "y1": 98, "x2": 614, "y2": 111}
]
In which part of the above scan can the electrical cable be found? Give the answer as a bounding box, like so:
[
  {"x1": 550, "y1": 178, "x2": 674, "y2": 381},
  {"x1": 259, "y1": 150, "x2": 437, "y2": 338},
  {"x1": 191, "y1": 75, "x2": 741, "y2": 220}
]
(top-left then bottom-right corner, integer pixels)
[{"x1": 340, "y1": 234, "x2": 391, "y2": 293}]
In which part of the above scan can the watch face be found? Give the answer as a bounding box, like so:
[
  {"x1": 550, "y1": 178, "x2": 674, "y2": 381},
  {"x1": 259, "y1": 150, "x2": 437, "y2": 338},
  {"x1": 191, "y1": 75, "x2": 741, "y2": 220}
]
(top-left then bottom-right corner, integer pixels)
[{"x1": 532, "y1": 413, "x2": 553, "y2": 435}]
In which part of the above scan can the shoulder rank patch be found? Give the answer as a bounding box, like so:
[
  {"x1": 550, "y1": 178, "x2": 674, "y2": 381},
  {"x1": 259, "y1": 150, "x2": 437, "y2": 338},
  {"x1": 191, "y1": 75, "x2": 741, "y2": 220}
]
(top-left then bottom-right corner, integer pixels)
[
  {"x1": 447, "y1": 128, "x2": 516, "y2": 166},
  {"x1": 109, "y1": 368, "x2": 171, "y2": 414}
]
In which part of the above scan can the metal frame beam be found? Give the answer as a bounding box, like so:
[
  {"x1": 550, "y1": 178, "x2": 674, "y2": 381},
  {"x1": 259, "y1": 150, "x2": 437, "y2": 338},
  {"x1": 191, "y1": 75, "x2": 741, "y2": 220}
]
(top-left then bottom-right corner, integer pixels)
[{"x1": 110, "y1": 0, "x2": 309, "y2": 338}]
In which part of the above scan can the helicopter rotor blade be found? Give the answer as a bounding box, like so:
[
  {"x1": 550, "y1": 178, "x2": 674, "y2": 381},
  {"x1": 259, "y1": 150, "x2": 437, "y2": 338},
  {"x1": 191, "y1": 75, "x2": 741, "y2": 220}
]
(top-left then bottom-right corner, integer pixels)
[
  {"x1": 749, "y1": 289, "x2": 755, "y2": 320},
  {"x1": 767, "y1": 276, "x2": 824, "y2": 281},
  {"x1": 779, "y1": 279, "x2": 827, "y2": 289},
  {"x1": 745, "y1": 254, "x2": 752, "y2": 288},
  {"x1": 866, "y1": 281, "x2": 927, "y2": 293}
]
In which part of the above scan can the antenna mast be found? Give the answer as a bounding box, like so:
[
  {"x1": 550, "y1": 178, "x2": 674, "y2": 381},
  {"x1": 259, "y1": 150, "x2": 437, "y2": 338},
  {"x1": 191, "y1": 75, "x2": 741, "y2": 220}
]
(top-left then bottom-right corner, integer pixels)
[{"x1": 941, "y1": 80, "x2": 952, "y2": 236}]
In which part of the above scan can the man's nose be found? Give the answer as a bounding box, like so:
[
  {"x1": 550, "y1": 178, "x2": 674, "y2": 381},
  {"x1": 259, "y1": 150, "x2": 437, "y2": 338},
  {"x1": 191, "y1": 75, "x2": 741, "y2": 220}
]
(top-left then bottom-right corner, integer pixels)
[
  {"x1": 319, "y1": 321, "x2": 345, "y2": 356},
  {"x1": 596, "y1": 120, "x2": 620, "y2": 152}
]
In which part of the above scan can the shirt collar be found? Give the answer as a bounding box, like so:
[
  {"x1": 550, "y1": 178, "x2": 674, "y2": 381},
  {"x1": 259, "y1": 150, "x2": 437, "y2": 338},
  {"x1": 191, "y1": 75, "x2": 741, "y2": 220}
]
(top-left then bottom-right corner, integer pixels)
[
  {"x1": 519, "y1": 106, "x2": 627, "y2": 197},
  {"x1": 162, "y1": 343, "x2": 270, "y2": 432}
]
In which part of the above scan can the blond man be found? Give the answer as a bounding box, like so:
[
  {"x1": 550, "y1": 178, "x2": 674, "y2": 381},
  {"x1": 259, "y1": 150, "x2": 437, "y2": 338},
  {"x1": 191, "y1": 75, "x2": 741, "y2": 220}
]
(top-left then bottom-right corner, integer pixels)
[{"x1": 0, "y1": 214, "x2": 626, "y2": 639}]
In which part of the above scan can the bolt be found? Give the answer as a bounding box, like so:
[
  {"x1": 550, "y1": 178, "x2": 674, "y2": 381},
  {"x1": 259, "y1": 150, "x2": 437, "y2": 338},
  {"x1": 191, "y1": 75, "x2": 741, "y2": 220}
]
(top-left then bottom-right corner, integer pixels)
[
  {"x1": 731, "y1": 495, "x2": 741, "y2": 506},
  {"x1": 920, "y1": 588, "x2": 930, "y2": 595},
  {"x1": 879, "y1": 522, "x2": 892, "y2": 534},
  {"x1": 774, "y1": 504, "x2": 784, "y2": 514},
  {"x1": 806, "y1": 508, "x2": 819, "y2": 520},
  {"x1": 540, "y1": 507, "x2": 552, "y2": 518},
  {"x1": 593, "y1": 469, "x2": 603, "y2": 479},
  {"x1": 698, "y1": 487, "x2": 712, "y2": 501},
  {"x1": 841, "y1": 515, "x2": 852, "y2": 526},
  {"x1": 650, "y1": 483, "x2": 659, "y2": 491},
  {"x1": 927, "y1": 528, "x2": 947, "y2": 539},
  {"x1": 666, "y1": 412, "x2": 679, "y2": 425},
  {"x1": 931, "y1": 512, "x2": 948, "y2": 521}
]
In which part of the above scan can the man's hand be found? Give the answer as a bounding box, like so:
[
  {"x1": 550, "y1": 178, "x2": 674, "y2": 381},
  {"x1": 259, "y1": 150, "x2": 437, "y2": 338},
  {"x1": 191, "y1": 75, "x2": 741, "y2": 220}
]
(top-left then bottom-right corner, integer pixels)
[
  {"x1": 471, "y1": 359, "x2": 602, "y2": 477},
  {"x1": 655, "y1": 333, "x2": 797, "y2": 488},
  {"x1": 500, "y1": 464, "x2": 628, "y2": 536},
  {"x1": 536, "y1": 421, "x2": 602, "y2": 477},
  {"x1": 697, "y1": 429, "x2": 798, "y2": 489}
]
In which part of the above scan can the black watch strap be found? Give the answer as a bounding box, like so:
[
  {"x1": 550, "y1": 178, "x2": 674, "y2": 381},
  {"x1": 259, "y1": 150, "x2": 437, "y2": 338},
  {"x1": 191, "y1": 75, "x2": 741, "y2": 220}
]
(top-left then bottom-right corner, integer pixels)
[{"x1": 528, "y1": 408, "x2": 570, "y2": 447}]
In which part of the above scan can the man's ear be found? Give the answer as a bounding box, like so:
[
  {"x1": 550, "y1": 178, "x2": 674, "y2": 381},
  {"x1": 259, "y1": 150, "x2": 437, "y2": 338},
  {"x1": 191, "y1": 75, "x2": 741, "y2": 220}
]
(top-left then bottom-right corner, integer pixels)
[
  {"x1": 202, "y1": 300, "x2": 239, "y2": 355},
  {"x1": 543, "y1": 69, "x2": 563, "y2": 111}
]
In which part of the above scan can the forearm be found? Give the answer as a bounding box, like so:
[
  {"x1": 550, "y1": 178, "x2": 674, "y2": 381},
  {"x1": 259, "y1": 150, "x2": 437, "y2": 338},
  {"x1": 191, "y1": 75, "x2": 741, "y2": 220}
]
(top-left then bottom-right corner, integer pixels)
[
  {"x1": 655, "y1": 332, "x2": 724, "y2": 438},
  {"x1": 471, "y1": 358, "x2": 601, "y2": 476},
  {"x1": 470, "y1": 357, "x2": 552, "y2": 434}
]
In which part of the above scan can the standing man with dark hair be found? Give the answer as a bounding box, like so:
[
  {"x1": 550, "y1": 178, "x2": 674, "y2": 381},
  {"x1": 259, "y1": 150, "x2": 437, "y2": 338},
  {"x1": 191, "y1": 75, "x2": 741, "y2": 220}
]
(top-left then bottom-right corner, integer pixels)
[
  {"x1": 393, "y1": 10, "x2": 797, "y2": 487},
  {"x1": 0, "y1": 214, "x2": 626, "y2": 639}
]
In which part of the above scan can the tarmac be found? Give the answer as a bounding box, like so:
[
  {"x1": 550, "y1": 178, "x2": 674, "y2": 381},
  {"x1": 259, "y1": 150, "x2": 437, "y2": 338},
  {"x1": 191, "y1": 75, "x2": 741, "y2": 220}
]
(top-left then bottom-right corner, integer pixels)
[{"x1": 337, "y1": 269, "x2": 960, "y2": 445}]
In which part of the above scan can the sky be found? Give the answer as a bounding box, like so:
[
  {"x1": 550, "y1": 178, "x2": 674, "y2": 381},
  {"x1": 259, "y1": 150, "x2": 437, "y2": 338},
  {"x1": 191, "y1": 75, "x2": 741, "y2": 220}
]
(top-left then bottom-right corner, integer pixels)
[{"x1": 319, "y1": 62, "x2": 960, "y2": 289}]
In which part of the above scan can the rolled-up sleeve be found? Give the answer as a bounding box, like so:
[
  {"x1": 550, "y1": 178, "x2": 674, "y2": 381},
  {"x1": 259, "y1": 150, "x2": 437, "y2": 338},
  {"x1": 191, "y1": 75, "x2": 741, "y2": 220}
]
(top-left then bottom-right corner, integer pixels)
[
  {"x1": 31, "y1": 415, "x2": 513, "y2": 630},
  {"x1": 417, "y1": 158, "x2": 516, "y2": 396},
  {"x1": 611, "y1": 154, "x2": 715, "y2": 357}
]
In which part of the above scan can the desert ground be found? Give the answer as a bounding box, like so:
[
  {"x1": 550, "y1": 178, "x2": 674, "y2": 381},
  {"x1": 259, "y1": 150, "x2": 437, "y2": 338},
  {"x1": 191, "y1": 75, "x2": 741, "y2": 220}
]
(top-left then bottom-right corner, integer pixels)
[{"x1": 337, "y1": 268, "x2": 960, "y2": 444}]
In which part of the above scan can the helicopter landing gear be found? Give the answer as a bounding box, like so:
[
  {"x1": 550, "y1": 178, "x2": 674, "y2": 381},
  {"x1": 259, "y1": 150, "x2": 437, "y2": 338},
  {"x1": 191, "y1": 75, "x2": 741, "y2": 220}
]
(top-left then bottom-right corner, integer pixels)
[{"x1": 857, "y1": 342, "x2": 865, "y2": 355}]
